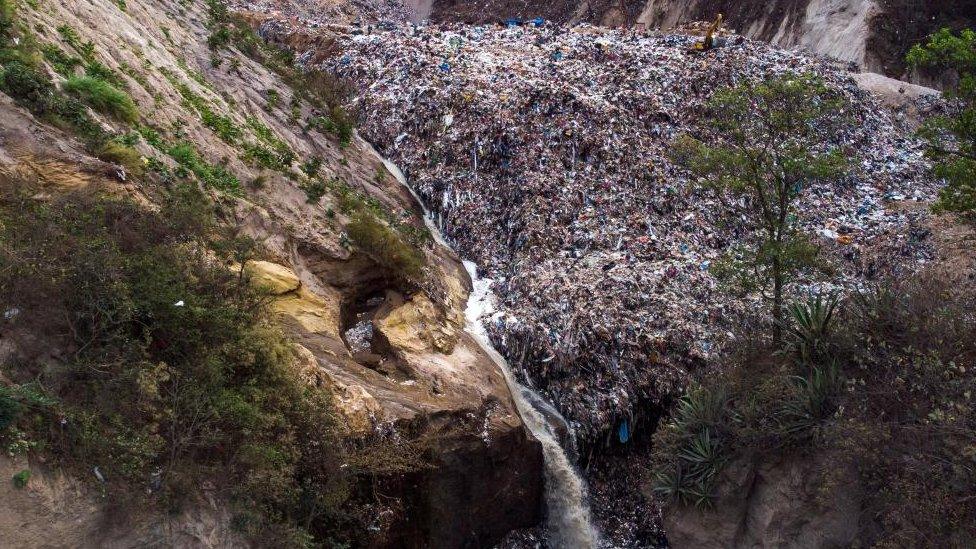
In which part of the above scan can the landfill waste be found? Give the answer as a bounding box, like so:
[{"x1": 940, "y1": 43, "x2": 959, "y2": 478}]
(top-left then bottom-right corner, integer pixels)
[{"x1": 321, "y1": 22, "x2": 942, "y2": 445}]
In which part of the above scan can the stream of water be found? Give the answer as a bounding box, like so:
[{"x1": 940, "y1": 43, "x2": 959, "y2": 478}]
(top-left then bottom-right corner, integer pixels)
[{"x1": 379, "y1": 156, "x2": 599, "y2": 548}]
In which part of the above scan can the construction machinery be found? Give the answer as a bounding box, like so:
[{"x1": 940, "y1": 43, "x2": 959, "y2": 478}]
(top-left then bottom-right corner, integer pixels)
[{"x1": 690, "y1": 13, "x2": 724, "y2": 52}]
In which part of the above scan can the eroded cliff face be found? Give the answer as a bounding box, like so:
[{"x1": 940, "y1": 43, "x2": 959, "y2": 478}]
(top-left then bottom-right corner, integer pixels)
[
  {"x1": 0, "y1": 0, "x2": 541, "y2": 546},
  {"x1": 660, "y1": 452, "x2": 862, "y2": 549}
]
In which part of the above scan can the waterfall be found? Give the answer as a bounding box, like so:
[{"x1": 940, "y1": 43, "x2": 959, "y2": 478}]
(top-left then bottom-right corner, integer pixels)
[
  {"x1": 378, "y1": 154, "x2": 599, "y2": 548},
  {"x1": 464, "y1": 261, "x2": 599, "y2": 548}
]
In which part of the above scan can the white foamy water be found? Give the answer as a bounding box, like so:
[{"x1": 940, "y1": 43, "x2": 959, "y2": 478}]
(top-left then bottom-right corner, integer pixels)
[
  {"x1": 376, "y1": 149, "x2": 598, "y2": 548},
  {"x1": 463, "y1": 261, "x2": 599, "y2": 549}
]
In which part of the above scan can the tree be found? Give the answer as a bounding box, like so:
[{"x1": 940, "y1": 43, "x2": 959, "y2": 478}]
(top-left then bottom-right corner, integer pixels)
[
  {"x1": 907, "y1": 28, "x2": 976, "y2": 215},
  {"x1": 673, "y1": 73, "x2": 849, "y2": 343}
]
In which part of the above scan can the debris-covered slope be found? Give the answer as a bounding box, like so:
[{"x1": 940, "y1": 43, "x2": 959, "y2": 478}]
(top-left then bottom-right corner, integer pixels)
[{"x1": 327, "y1": 23, "x2": 939, "y2": 444}]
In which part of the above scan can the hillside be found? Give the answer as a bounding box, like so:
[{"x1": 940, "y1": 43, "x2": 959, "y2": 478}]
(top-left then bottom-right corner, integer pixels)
[{"x1": 0, "y1": 0, "x2": 541, "y2": 547}]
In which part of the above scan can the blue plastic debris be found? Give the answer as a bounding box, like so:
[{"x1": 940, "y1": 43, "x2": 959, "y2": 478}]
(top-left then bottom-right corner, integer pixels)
[
  {"x1": 531, "y1": 17, "x2": 545, "y2": 27},
  {"x1": 618, "y1": 419, "x2": 630, "y2": 443},
  {"x1": 551, "y1": 50, "x2": 563, "y2": 61},
  {"x1": 505, "y1": 18, "x2": 521, "y2": 27},
  {"x1": 439, "y1": 62, "x2": 450, "y2": 72},
  {"x1": 340, "y1": 54, "x2": 351, "y2": 65}
]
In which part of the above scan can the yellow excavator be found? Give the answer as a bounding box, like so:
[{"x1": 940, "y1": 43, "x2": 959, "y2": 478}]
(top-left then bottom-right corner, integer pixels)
[{"x1": 690, "y1": 13, "x2": 723, "y2": 52}]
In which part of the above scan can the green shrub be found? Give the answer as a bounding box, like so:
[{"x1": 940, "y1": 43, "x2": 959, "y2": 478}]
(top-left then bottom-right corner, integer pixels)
[
  {"x1": 62, "y1": 75, "x2": 138, "y2": 123},
  {"x1": 652, "y1": 384, "x2": 730, "y2": 509},
  {"x1": 347, "y1": 213, "x2": 425, "y2": 283},
  {"x1": 95, "y1": 141, "x2": 143, "y2": 175},
  {"x1": 11, "y1": 469, "x2": 29, "y2": 489},
  {"x1": 302, "y1": 179, "x2": 326, "y2": 204},
  {"x1": 0, "y1": 0, "x2": 16, "y2": 46},
  {"x1": 777, "y1": 363, "x2": 841, "y2": 436},
  {"x1": 0, "y1": 387, "x2": 23, "y2": 432},
  {"x1": 175, "y1": 82, "x2": 240, "y2": 143},
  {"x1": 41, "y1": 44, "x2": 81, "y2": 77},
  {"x1": 1, "y1": 60, "x2": 54, "y2": 112},
  {"x1": 301, "y1": 156, "x2": 321, "y2": 177},
  {"x1": 307, "y1": 105, "x2": 354, "y2": 146},
  {"x1": 167, "y1": 141, "x2": 240, "y2": 193},
  {"x1": 782, "y1": 293, "x2": 839, "y2": 365},
  {"x1": 84, "y1": 61, "x2": 124, "y2": 88}
]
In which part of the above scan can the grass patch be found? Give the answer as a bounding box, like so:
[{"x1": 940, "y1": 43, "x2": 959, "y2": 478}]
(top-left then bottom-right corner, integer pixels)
[
  {"x1": 175, "y1": 81, "x2": 241, "y2": 143},
  {"x1": 95, "y1": 140, "x2": 143, "y2": 175},
  {"x1": 62, "y1": 75, "x2": 138, "y2": 124},
  {"x1": 347, "y1": 212, "x2": 425, "y2": 283},
  {"x1": 167, "y1": 141, "x2": 240, "y2": 193}
]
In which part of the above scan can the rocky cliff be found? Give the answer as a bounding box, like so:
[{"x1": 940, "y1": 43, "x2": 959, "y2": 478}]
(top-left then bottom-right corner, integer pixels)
[{"x1": 0, "y1": 0, "x2": 541, "y2": 546}]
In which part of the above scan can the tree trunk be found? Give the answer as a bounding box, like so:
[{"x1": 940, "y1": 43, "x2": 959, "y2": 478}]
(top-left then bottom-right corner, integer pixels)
[{"x1": 772, "y1": 258, "x2": 783, "y2": 346}]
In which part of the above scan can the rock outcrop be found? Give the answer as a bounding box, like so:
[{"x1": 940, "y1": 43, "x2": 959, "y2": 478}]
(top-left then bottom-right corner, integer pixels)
[{"x1": 661, "y1": 452, "x2": 862, "y2": 548}]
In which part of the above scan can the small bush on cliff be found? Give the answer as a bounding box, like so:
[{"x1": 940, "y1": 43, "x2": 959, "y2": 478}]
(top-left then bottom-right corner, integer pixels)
[
  {"x1": 62, "y1": 75, "x2": 138, "y2": 124},
  {"x1": 347, "y1": 212, "x2": 426, "y2": 284}
]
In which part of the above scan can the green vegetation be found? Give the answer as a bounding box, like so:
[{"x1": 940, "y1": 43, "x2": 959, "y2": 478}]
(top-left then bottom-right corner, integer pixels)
[
  {"x1": 0, "y1": 1, "x2": 141, "y2": 171},
  {"x1": 244, "y1": 116, "x2": 295, "y2": 171},
  {"x1": 652, "y1": 385, "x2": 731, "y2": 508},
  {"x1": 204, "y1": 0, "x2": 357, "y2": 145},
  {"x1": 673, "y1": 74, "x2": 850, "y2": 343},
  {"x1": 908, "y1": 28, "x2": 976, "y2": 216},
  {"x1": 0, "y1": 180, "x2": 417, "y2": 546},
  {"x1": 57, "y1": 24, "x2": 94, "y2": 63},
  {"x1": 95, "y1": 140, "x2": 144, "y2": 175},
  {"x1": 302, "y1": 178, "x2": 326, "y2": 204},
  {"x1": 175, "y1": 81, "x2": 242, "y2": 143},
  {"x1": 63, "y1": 75, "x2": 138, "y2": 123},
  {"x1": 652, "y1": 276, "x2": 976, "y2": 545},
  {"x1": 347, "y1": 213, "x2": 426, "y2": 284},
  {"x1": 301, "y1": 155, "x2": 322, "y2": 177},
  {"x1": 41, "y1": 44, "x2": 80, "y2": 76},
  {"x1": 328, "y1": 175, "x2": 431, "y2": 249},
  {"x1": 167, "y1": 140, "x2": 241, "y2": 193},
  {"x1": 307, "y1": 106, "x2": 355, "y2": 147},
  {"x1": 12, "y1": 469, "x2": 30, "y2": 489}
]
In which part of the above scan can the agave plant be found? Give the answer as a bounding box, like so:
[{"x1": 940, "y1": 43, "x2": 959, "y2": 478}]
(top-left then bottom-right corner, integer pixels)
[
  {"x1": 671, "y1": 384, "x2": 730, "y2": 437},
  {"x1": 783, "y1": 292, "x2": 839, "y2": 364},
  {"x1": 779, "y1": 362, "x2": 841, "y2": 436},
  {"x1": 653, "y1": 431, "x2": 725, "y2": 510}
]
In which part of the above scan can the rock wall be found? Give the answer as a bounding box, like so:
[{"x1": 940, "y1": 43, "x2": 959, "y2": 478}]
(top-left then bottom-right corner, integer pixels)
[
  {"x1": 635, "y1": 0, "x2": 876, "y2": 67},
  {"x1": 661, "y1": 452, "x2": 863, "y2": 548}
]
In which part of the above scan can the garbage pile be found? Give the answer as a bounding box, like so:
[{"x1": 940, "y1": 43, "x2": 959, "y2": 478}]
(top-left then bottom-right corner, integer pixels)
[
  {"x1": 230, "y1": 0, "x2": 410, "y2": 27},
  {"x1": 325, "y1": 23, "x2": 939, "y2": 444}
]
